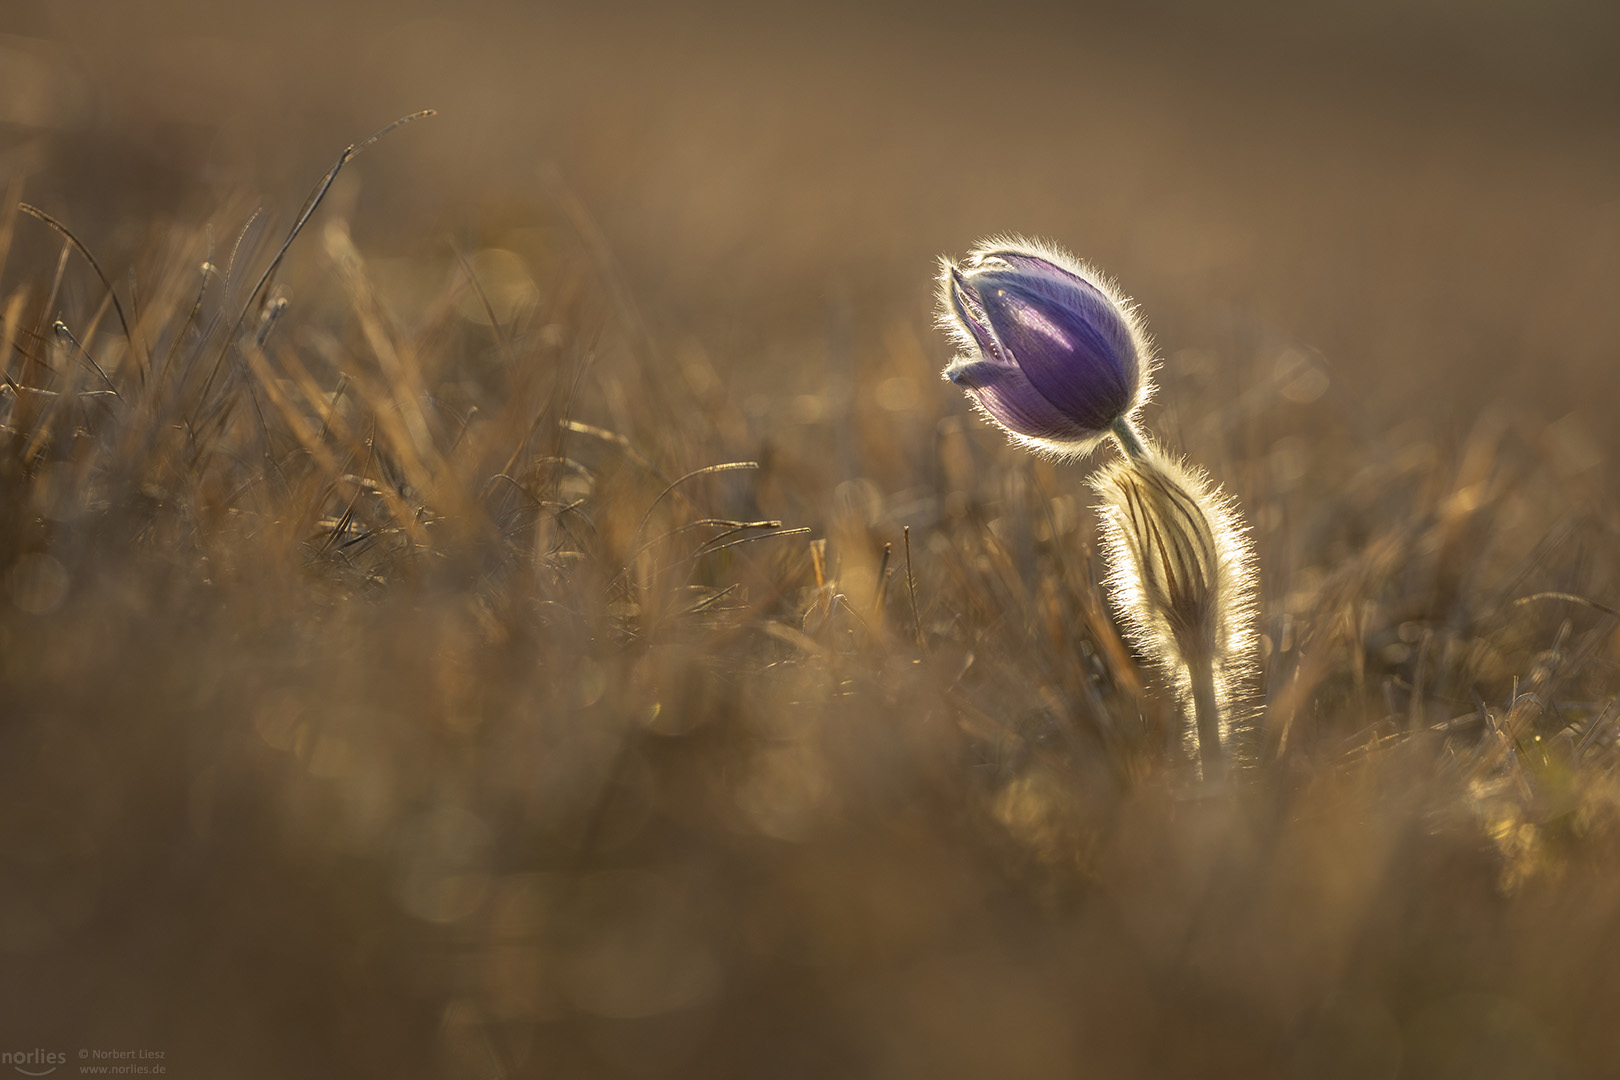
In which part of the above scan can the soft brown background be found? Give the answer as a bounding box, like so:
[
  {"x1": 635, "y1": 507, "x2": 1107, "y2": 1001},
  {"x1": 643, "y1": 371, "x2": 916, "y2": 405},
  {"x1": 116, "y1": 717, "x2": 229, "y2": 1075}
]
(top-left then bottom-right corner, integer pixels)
[
  {"x1": 4, "y1": 3, "x2": 1620, "y2": 1078},
  {"x1": 7, "y1": 0, "x2": 1620, "y2": 429}
]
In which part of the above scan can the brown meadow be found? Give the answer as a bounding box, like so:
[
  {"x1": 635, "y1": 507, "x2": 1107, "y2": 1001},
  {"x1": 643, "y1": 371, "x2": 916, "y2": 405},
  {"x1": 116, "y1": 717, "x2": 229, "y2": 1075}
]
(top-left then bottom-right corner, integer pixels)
[{"x1": 4, "y1": 2, "x2": 1620, "y2": 1076}]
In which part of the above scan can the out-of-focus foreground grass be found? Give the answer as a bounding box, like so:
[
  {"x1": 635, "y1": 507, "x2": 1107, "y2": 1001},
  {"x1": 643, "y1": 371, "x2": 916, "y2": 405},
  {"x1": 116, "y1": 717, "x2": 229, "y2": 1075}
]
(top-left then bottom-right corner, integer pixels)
[{"x1": 4, "y1": 2, "x2": 1620, "y2": 1077}]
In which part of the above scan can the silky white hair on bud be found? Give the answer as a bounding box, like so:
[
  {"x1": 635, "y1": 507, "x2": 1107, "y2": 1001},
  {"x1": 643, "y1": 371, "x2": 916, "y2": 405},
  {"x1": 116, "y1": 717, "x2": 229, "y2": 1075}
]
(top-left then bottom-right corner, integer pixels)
[
  {"x1": 934, "y1": 234, "x2": 1160, "y2": 462},
  {"x1": 1091, "y1": 432, "x2": 1259, "y2": 771},
  {"x1": 934, "y1": 235, "x2": 1155, "y2": 365}
]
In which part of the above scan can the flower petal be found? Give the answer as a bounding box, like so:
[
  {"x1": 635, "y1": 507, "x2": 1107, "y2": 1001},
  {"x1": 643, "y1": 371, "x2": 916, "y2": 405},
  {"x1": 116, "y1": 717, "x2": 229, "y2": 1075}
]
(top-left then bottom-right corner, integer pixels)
[
  {"x1": 944, "y1": 356, "x2": 1092, "y2": 442},
  {"x1": 946, "y1": 267, "x2": 1007, "y2": 365},
  {"x1": 967, "y1": 268, "x2": 1138, "y2": 435},
  {"x1": 973, "y1": 248, "x2": 1076, "y2": 283}
]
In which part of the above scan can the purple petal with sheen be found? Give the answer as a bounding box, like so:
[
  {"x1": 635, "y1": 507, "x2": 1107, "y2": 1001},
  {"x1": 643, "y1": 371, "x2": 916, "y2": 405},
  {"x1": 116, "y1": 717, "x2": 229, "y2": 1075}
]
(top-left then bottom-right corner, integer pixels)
[
  {"x1": 967, "y1": 268, "x2": 1138, "y2": 435},
  {"x1": 943, "y1": 356, "x2": 1092, "y2": 442},
  {"x1": 974, "y1": 249, "x2": 1078, "y2": 283},
  {"x1": 947, "y1": 268, "x2": 1006, "y2": 365}
]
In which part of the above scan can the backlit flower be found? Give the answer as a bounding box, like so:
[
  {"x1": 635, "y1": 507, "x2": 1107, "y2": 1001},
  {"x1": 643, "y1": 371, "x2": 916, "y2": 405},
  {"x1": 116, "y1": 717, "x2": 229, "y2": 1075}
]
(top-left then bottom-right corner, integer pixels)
[{"x1": 938, "y1": 237, "x2": 1152, "y2": 456}]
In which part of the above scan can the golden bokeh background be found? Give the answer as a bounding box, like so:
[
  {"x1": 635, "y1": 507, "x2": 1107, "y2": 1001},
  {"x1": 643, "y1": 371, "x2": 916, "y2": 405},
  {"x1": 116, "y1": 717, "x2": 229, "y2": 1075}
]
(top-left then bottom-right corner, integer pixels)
[{"x1": 4, "y1": 3, "x2": 1620, "y2": 1077}]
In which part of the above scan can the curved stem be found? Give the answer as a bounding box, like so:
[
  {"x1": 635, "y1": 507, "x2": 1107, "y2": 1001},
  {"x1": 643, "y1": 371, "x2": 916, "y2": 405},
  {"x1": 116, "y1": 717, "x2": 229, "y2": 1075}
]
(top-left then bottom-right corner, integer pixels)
[
  {"x1": 1188, "y1": 653, "x2": 1224, "y2": 779},
  {"x1": 1110, "y1": 416, "x2": 1148, "y2": 461}
]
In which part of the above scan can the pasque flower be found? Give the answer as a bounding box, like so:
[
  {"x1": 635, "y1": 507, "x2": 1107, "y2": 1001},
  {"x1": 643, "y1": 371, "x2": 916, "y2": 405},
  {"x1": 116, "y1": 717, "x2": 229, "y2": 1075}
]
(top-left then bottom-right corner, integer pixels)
[
  {"x1": 937, "y1": 236, "x2": 1256, "y2": 778},
  {"x1": 1092, "y1": 437, "x2": 1258, "y2": 772},
  {"x1": 938, "y1": 238, "x2": 1152, "y2": 457}
]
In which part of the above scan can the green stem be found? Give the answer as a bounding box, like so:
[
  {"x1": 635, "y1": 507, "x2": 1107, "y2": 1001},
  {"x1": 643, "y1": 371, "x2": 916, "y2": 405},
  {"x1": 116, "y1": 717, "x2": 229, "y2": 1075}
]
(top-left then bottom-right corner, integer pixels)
[
  {"x1": 1110, "y1": 417, "x2": 1147, "y2": 461},
  {"x1": 1189, "y1": 653, "x2": 1224, "y2": 779}
]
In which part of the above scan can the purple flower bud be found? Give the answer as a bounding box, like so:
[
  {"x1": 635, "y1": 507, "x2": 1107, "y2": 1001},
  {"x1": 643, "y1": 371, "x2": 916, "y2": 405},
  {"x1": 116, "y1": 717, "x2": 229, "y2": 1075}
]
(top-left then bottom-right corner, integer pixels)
[{"x1": 938, "y1": 238, "x2": 1152, "y2": 456}]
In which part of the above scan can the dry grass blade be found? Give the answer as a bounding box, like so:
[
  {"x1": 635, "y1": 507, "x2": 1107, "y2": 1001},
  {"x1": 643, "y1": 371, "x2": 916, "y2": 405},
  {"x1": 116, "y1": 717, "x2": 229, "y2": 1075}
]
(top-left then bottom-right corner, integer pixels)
[
  {"x1": 686, "y1": 524, "x2": 810, "y2": 563},
  {"x1": 18, "y1": 202, "x2": 145, "y2": 384},
  {"x1": 559, "y1": 418, "x2": 663, "y2": 477},
  {"x1": 452, "y1": 246, "x2": 515, "y2": 363},
  {"x1": 630, "y1": 518, "x2": 782, "y2": 562},
  {"x1": 635, "y1": 461, "x2": 759, "y2": 542},
  {"x1": 199, "y1": 109, "x2": 436, "y2": 406},
  {"x1": 905, "y1": 524, "x2": 924, "y2": 649},
  {"x1": 51, "y1": 320, "x2": 119, "y2": 397},
  {"x1": 0, "y1": 288, "x2": 27, "y2": 384},
  {"x1": 1512, "y1": 591, "x2": 1620, "y2": 620},
  {"x1": 1576, "y1": 697, "x2": 1620, "y2": 755},
  {"x1": 0, "y1": 174, "x2": 23, "y2": 279}
]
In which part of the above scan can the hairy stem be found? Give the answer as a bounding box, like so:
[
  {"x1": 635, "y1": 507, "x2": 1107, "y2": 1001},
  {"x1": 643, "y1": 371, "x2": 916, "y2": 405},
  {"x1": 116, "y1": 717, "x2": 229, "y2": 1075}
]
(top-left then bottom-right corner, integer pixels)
[
  {"x1": 1110, "y1": 416, "x2": 1147, "y2": 461},
  {"x1": 1188, "y1": 653, "x2": 1223, "y2": 778}
]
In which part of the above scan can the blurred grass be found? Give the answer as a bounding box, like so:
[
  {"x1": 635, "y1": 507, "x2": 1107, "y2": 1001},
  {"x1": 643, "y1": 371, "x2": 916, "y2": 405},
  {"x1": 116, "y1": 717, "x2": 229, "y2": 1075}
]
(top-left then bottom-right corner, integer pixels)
[{"x1": 4, "y1": 3, "x2": 1620, "y2": 1078}]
